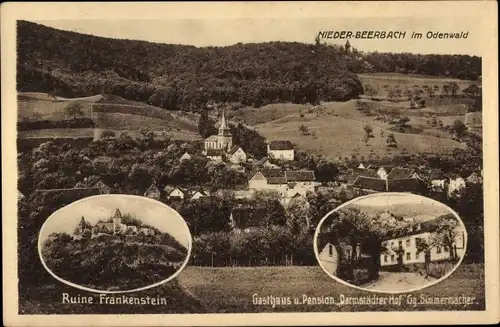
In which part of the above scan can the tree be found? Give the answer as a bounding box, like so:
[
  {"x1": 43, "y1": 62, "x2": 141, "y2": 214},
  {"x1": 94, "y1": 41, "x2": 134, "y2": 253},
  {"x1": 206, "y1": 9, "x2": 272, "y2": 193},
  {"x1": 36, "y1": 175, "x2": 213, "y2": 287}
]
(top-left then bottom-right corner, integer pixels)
[
  {"x1": 363, "y1": 124, "x2": 373, "y2": 138},
  {"x1": 450, "y1": 119, "x2": 467, "y2": 138},
  {"x1": 299, "y1": 124, "x2": 309, "y2": 136},
  {"x1": 428, "y1": 215, "x2": 462, "y2": 260},
  {"x1": 198, "y1": 110, "x2": 215, "y2": 138},
  {"x1": 101, "y1": 130, "x2": 115, "y2": 140},
  {"x1": 64, "y1": 101, "x2": 84, "y2": 119},
  {"x1": 449, "y1": 82, "x2": 460, "y2": 96},
  {"x1": 386, "y1": 133, "x2": 397, "y2": 147},
  {"x1": 442, "y1": 84, "x2": 450, "y2": 96},
  {"x1": 362, "y1": 133, "x2": 370, "y2": 146},
  {"x1": 399, "y1": 116, "x2": 410, "y2": 127},
  {"x1": 314, "y1": 33, "x2": 321, "y2": 47},
  {"x1": 462, "y1": 84, "x2": 481, "y2": 97}
]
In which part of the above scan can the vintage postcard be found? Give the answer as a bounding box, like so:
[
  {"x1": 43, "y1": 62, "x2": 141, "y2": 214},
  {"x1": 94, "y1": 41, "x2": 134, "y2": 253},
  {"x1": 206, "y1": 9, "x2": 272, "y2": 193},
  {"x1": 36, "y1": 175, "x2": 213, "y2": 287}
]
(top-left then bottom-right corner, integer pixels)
[{"x1": 2, "y1": 1, "x2": 499, "y2": 326}]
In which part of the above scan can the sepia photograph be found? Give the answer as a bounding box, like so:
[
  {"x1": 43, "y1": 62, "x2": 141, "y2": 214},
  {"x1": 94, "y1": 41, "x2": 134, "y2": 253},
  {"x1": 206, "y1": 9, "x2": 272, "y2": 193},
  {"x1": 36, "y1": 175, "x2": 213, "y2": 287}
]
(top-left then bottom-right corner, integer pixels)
[
  {"x1": 2, "y1": 2, "x2": 498, "y2": 326},
  {"x1": 315, "y1": 193, "x2": 467, "y2": 293}
]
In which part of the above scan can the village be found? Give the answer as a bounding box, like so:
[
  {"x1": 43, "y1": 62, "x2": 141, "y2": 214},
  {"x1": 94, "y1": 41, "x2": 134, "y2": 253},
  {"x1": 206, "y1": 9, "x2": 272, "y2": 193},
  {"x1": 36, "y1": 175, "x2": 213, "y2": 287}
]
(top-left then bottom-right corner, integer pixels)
[{"x1": 19, "y1": 107, "x2": 483, "y2": 241}]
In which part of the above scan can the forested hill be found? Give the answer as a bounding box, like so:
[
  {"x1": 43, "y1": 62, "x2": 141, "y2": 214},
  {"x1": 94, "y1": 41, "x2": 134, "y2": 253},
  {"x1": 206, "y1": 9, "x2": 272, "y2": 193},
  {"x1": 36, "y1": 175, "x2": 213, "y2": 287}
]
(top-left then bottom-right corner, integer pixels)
[
  {"x1": 17, "y1": 21, "x2": 480, "y2": 112},
  {"x1": 17, "y1": 21, "x2": 363, "y2": 110}
]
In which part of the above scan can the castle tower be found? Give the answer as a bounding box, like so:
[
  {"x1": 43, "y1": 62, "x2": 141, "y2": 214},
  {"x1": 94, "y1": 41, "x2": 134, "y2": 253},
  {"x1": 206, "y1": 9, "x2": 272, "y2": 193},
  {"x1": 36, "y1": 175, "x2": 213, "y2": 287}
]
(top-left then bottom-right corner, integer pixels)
[
  {"x1": 345, "y1": 39, "x2": 351, "y2": 54},
  {"x1": 76, "y1": 216, "x2": 87, "y2": 234},
  {"x1": 113, "y1": 208, "x2": 122, "y2": 234},
  {"x1": 217, "y1": 109, "x2": 232, "y2": 150}
]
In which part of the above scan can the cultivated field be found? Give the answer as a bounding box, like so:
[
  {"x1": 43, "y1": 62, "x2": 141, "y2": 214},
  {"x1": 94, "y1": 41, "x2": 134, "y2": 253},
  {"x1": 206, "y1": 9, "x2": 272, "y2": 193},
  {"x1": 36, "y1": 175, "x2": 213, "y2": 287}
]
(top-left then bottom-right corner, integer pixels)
[
  {"x1": 177, "y1": 264, "x2": 484, "y2": 313},
  {"x1": 17, "y1": 92, "x2": 200, "y2": 140}
]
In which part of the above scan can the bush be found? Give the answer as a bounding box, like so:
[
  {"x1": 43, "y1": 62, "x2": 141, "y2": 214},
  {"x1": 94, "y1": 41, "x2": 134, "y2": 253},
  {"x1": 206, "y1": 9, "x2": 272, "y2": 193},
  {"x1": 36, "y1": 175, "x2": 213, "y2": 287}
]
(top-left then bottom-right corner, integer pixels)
[
  {"x1": 426, "y1": 260, "x2": 457, "y2": 279},
  {"x1": 352, "y1": 268, "x2": 372, "y2": 285}
]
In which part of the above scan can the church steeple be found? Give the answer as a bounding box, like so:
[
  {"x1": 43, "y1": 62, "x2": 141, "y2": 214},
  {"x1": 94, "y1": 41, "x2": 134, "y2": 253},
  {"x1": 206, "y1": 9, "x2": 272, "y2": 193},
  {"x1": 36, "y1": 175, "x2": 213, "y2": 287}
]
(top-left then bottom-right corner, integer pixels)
[{"x1": 218, "y1": 109, "x2": 231, "y2": 137}]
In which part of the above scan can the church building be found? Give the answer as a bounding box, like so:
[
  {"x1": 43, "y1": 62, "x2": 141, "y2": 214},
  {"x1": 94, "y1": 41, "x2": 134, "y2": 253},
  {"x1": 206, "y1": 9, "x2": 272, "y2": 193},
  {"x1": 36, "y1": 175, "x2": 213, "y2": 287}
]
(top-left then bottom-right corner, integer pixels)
[{"x1": 204, "y1": 110, "x2": 233, "y2": 152}]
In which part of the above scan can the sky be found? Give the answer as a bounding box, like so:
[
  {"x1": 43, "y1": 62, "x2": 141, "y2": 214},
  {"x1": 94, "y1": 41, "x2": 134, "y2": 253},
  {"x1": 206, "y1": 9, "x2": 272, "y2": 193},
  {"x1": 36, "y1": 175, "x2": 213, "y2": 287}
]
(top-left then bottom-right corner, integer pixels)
[
  {"x1": 38, "y1": 195, "x2": 191, "y2": 248},
  {"x1": 352, "y1": 193, "x2": 451, "y2": 221},
  {"x1": 354, "y1": 193, "x2": 434, "y2": 206},
  {"x1": 33, "y1": 17, "x2": 483, "y2": 56}
]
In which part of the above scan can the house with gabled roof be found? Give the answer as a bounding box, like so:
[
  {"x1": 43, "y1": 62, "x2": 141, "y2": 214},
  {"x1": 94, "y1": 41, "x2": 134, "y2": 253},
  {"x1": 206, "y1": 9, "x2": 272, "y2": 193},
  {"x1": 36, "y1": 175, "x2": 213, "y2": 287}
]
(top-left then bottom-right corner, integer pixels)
[
  {"x1": 388, "y1": 178, "x2": 426, "y2": 193},
  {"x1": 164, "y1": 186, "x2": 185, "y2": 200},
  {"x1": 255, "y1": 157, "x2": 280, "y2": 169},
  {"x1": 248, "y1": 168, "x2": 288, "y2": 193},
  {"x1": 285, "y1": 170, "x2": 316, "y2": 192},
  {"x1": 190, "y1": 189, "x2": 210, "y2": 200},
  {"x1": 206, "y1": 148, "x2": 224, "y2": 161},
  {"x1": 144, "y1": 181, "x2": 161, "y2": 200},
  {"x1": 351, "y1": 176, "x2": 426, "y2": 194},
  {"x1": 267, "y1": 140, "x2": 294, "y2": 161},
  {"x1": 387, "y1": 167, "x2": 422, "y2": 180},
  {"x1": 352, "y1": 176, "x2": 388, "y2": 193},
  {"x1": 376, "y1": 165, "x2": 397, "y2": 180},
  {"x1": 94, "y1": 181, "x2": 111, "y2": 194},
  {"x1": 228, "y1": 146, "x2": 247, "y2": 164},
  {"x1": 466, "y1": 172, "x2": 482, "y2": 184},
  {"x1": 179, "y1": 152, "x2": 192, "y2": 162},
  {"x1": 381, "y1": 214, "x2": 466, "y2": 268}
]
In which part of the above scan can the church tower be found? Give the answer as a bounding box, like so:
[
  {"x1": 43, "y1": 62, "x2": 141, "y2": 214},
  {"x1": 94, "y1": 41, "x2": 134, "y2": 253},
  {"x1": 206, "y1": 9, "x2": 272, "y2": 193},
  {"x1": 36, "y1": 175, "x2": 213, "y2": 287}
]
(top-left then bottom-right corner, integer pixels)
[
  {"x1": 217, "y1": 109, "x2": 232, "y2": 150},
  {"x1": 113, "y1": 208, "x2": 122, "y2": 234},
  {"x1": 76, "y1": 216, "x2": 87, "y2": 234},
  {"x1": 345, "y1": 39, "x2": 351, "y2": 54}
]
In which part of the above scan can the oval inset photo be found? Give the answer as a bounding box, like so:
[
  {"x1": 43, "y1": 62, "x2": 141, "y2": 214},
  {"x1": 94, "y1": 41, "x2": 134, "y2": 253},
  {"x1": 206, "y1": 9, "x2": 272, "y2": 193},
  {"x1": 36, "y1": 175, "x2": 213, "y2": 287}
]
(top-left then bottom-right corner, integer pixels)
[
  {"x1": 38, "y1": 194, "x2": 192, "y2": 294},
  {"x1": 314, "y1": 192, "x2": 467, "y2": 293}
]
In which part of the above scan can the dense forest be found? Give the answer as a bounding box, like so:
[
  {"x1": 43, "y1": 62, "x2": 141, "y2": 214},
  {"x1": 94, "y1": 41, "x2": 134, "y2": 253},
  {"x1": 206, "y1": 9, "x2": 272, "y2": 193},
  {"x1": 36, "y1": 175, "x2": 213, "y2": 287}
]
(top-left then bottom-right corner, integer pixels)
[
  {"x1": 17, "y1": 21, "x2": 481, "y2": 112},
  {"x1": 41, "y1": 231, "x2": 187, "y2": 291}
]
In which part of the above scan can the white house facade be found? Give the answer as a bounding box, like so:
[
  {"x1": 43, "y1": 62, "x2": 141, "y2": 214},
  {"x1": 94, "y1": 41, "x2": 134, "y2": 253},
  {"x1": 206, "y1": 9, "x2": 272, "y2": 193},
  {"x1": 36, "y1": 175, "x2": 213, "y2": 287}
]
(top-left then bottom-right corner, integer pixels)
[
  {"x1": 380, "y1": 216, "x2": 466, "y2": 267},
  {"x1": 228, "y1": 146, "x2": 247, "y2": 164},
  {"x1": 267, "y1": 140, "x2": 294, "y2": 161},
  {"x1": 168, "y1": 187, "x2": 185, "y2": 200},
  {"x1": 318, "y1": 243, "x2": 339, "y2": 275}
]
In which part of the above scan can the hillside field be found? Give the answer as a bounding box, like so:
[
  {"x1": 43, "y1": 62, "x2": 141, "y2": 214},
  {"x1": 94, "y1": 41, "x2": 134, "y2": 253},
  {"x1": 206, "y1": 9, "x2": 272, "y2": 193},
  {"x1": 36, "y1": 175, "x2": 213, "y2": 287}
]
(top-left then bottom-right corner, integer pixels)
[
  {"x1": 17, "y1": 92, "x2": 200, "y2": 141},
  {"x1": 255, "y1": 100, "x2": 466, "y2": 160},
  {"x1": 177, "y1": 264, "x2": 484, "y2": 312}
]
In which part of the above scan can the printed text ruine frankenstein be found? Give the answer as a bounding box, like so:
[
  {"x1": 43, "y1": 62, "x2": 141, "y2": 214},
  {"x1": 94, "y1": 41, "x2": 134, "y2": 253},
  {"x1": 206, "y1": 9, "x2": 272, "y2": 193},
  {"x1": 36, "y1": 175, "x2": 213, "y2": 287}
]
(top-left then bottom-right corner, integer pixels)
[{"x1": 62, "y1": 293, "x2": 168, "y2": 305}]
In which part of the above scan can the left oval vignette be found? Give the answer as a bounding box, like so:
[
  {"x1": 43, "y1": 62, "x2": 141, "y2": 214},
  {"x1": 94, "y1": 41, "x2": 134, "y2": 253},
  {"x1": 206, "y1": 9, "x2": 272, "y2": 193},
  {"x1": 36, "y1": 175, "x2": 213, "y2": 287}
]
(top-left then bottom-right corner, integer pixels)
[{"x1": 38, "y1": 194, "x2": 193, "y2": 294}]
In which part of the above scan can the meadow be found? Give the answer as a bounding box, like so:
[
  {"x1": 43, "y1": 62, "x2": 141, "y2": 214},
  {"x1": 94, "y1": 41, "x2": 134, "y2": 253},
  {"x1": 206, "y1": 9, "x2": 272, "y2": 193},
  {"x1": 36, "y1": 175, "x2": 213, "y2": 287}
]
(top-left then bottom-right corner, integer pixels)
[
  {"x1": 255, "y1": 100, "x2": 465, "y2": 160},
  {"x1": 177, "y1": 264, "x2": 484, "y2": 313}
]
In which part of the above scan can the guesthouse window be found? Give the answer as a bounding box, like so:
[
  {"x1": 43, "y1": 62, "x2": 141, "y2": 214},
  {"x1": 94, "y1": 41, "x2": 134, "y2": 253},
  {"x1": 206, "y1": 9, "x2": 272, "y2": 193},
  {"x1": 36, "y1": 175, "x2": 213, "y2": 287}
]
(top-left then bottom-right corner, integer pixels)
[
  {"x1": 398, "y1": 240, "x2": 402, "y2": 247},
  {"x1": 391, "y1": 255, "x2": 395, "y2": 262},
  {"x1": 436, "y1": 246, "x2": 442, "y2": 254},
  {"x1": 328, "y1": 244, "x2": 333, "y2": 256},
  {"x1": 406, "y1": 239, "x2": 411, "y2": 247},
  {"x1": 406, "y1": 252, "x2": 411, "y2": 260},
  {"x1": 384, "y1": 255, "x2": 388, "y2": 263}
]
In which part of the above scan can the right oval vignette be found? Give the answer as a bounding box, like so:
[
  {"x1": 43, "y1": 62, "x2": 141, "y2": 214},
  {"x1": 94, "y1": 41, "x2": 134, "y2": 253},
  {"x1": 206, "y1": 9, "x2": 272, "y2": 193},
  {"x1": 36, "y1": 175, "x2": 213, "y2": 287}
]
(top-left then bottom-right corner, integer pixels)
[{"x1": 314, "y1": 192, "x2": 467, "y2": 294}]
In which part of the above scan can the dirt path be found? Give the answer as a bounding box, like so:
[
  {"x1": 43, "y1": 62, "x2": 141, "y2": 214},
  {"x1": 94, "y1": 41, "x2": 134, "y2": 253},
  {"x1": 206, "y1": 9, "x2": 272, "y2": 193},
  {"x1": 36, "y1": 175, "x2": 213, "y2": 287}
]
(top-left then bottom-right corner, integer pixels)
[{"x1": 363, "y1": 272, "x2": 436, "y2": 292}]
